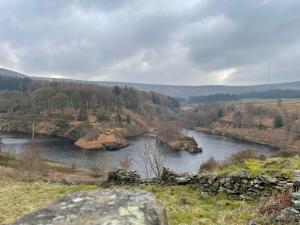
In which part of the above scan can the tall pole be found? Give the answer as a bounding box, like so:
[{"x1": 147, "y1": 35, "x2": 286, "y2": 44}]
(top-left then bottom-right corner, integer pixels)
[
  {"x1": 32, "y1": 122, "x2": 35, "y2": 145},
  {"x1": 268, "y1": 59, "x2": 271, "y2": 84}
]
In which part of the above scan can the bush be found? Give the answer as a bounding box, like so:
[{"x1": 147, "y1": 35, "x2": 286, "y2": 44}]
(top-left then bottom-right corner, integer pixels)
[
  {"x1": 96, "y1": 111, "x2": 110, "y2": 121},
  {"x1": 89, "y1": 152, "x2": 108, "y2": 178},
  {"x1": 227, "y1": 149, "x2": 257, "y2": 164},
  {"x1": 257, "y1": 190, "x2": 292, "y2": 215},
  {"x1": 271, "y1": 150, "x2": 300, "y2": 158},
  {"x1": 119, "y1": 154, "x2": 132, "y2": 171},
  {"x1": 199, "y1": 157, "x2": 219, "y2": 173},
  {"x1": 17, "y1": 144, "x2": 48, "y2": 180},
  {"x1": 273, "y1": 114, "x2": 283, "y2": 128},
  {"x1": 0, "y1": 152, "x2": 16, "y2": 166}
]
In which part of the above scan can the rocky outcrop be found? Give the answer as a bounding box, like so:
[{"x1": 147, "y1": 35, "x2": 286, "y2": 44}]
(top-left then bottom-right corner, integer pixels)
[
  {"x1": 75, "y1": 134, "x2": 129, "y2": 150},
  {"x1": 12, "y1": 189, "x2": 168, "y2": 225},
  {"x1": 158, "y1": 136, "x2": 202, "y2": 153},
  {"x1": 169, "y1": 136, "x2": 202, "y2": 153}
]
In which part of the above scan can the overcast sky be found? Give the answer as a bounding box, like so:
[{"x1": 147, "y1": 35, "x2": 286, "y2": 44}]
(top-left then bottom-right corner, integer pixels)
[{"x1": 0, "y1": 0, "x2": 300, "y2": 85}]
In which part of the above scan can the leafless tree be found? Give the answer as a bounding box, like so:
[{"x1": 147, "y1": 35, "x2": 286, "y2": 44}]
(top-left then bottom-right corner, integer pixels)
[
  {"x1": 17, "y1": 143, "x2": 47, "y2": 179},
  {"x1": 89, "y1": 151, "x2": 109, "y2": 178},
  {"x1": 138, "y1": 140, "x2": 167, "y2": 178},
  {"x1": 119, "y1": 153, "x2": 133, "y2": 171}
]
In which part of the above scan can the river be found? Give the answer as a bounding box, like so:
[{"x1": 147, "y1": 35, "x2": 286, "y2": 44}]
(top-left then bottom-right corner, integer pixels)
[{"x1": 0, "y1": 130, "x2": 275, "y2": 177}]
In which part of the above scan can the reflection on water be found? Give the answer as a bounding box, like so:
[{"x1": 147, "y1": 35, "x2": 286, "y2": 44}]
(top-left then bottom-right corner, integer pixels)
[{"x1": 0, "y1": 130, "x2": 275, "y2": 177}]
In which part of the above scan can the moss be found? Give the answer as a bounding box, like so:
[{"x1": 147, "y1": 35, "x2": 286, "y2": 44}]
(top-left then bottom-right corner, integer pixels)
[
  {"x1": 139, "y1": 185, "x2": 262, "y2": 225},
  {"x1": 212, "y1": 156, "x2": 300, "y2": 179}
]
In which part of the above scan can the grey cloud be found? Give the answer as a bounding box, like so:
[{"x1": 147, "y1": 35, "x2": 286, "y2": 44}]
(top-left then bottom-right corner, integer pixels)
[{"x1": 0, "y1": 0, "x2": 299, "y2": 84}]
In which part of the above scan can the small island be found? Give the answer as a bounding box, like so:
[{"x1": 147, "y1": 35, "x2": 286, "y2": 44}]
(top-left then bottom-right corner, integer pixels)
[{"x1": 156, "y1": 122, "x2": 202, "y2": 153}]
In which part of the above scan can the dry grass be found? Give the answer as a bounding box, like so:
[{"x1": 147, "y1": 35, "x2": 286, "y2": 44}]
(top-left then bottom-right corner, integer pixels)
[
  {"x1": 199, "y1": 157, "x2": 219, "y2": 173},
  {"x1": 257, "y1": 190, "x2": 292, "y2": 216}
]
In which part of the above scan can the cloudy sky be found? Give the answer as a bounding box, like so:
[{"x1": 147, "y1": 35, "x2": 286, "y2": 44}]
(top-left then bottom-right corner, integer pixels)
[{"x1": 0, "y1": 0, "x2": 300, "y2": 85}]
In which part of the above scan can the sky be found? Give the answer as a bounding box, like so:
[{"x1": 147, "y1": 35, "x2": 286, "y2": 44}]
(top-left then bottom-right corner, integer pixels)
[{"x1": 0, "y1": 0, "x2": 300, "y2": 85}]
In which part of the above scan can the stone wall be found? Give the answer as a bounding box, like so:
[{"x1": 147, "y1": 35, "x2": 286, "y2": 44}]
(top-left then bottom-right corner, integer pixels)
[
  {"x1": 102, "y1": 168, "x2": 291, "y2": 200},
  {"x1": 196, "y1": 173, "x2": 290, "y2": 200}
]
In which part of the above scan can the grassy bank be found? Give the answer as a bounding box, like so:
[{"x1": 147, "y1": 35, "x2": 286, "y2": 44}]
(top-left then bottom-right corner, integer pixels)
[
  {"x1": 204, "y1": 156, "x2": 300, "y2": 179},
  {"x1": 0, "y1": 181, "x2": 266, "y2": 225}
]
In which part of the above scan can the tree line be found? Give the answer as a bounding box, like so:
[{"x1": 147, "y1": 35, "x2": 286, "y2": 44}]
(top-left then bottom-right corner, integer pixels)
[
  {"x1": 0, "y1": 75, "x2": 31, "y2": 92},
  {"x1": 188, "y1": 89, "x2": 300, "y2": 103},
  {"x1": 0, "y1": 79, "x2": 180, "y2": 124}
]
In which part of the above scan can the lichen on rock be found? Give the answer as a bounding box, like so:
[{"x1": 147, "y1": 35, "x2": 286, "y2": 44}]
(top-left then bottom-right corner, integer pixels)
[{"x1": 12, "y1": 189, "x2": 168, "y2": 225}]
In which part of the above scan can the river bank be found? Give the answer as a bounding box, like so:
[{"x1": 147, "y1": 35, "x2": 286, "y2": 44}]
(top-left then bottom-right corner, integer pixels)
[{"x1": 193, "y1": 126, "x2": 292, "y2": 150}]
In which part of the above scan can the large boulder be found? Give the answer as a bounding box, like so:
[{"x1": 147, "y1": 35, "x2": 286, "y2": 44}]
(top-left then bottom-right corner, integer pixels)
[{"x1": 12, "y1": 189, "x2": 168, "y2": 225}]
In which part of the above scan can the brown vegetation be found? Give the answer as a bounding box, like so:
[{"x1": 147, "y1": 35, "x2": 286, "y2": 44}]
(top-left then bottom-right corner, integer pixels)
[
  {"x1": 199, "y1": 149, "x2": 259, "y2": 173},
  {"x1": 188, "y1": 100, "x2": 300, "y2": 150},
  {"x1": 257, "y1": 190, "x2": 292, "y2": 216},
  {"x1": 0, "y1": 80, "x2": 180, "y2": 150},
  {"x1": 199, "y1": 157, "x2": 219, "y2": 172}
]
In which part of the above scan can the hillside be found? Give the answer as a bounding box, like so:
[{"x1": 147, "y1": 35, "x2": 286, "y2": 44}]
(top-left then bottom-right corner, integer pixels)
[
  {"x1": 0, "y1": 78, "x2": 179, "y2": 150},
  {"x1": 1, "y1": 68, "x2": 300, "y2": 98},
  {"x1": 183, "y1": 100, "x2": 300, "y2": 150}
]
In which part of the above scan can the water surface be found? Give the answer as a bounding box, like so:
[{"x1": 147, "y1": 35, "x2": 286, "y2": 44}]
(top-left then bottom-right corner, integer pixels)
[{"x1": 0, "y1": 130, "x2": 275, "y2": 177}]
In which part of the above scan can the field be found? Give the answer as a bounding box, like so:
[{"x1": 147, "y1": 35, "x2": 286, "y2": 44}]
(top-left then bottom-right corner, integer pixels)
[{"x1": 0, "y1": 180, "x2": 265, "y2": 225}]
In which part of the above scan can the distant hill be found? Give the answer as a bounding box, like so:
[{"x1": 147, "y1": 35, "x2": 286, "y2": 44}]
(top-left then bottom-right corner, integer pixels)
[
  {"x1": 1, "y1": 68, "x2": 300, "y2": 98},
  {"x1": 0, "y1": 68, "x2": 27, "y2": 78},
  {"x1": 97, "y1": 81, "x2": 300, "y2": 98}
]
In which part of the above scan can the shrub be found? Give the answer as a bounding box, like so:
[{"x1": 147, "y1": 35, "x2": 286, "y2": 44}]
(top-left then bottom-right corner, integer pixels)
[
  {"x1": 199, "y1": 157, "x2": 219, "y2": 173},
  {"x1": 0, "y1": 152, "x2": 16, "y2": 166},
  {"x1": 271, "y1": 150, "x2": 300, "y2": 158},
  {"x1": 257, "y1": 190, "x2": 292, "y2": 215},
  {"x1": 273, "y1": 114, "x2": 283, "y2": 128},
  {"x1": 119, "y1": 154, "x2": 132, "y2": 171},
  {"x1": 227, "y1": 149, "x2": 257, "y2": 164},
  {"x1": 96, "y1": 111, "x2": 110, "y2": 121},
  {"x1": 89, "y1": 152, "x2": 108, "y2": 178},
  {"x1": 17, "y1": 144, "x2": 48, "y2": 180}
]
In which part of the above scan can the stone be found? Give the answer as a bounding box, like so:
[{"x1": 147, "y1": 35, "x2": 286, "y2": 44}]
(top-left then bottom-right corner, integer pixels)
[
  {"x1": 160, "y1": 167, "x2": 195, "y2": 185},
  {"x1": 275, "y1": 207, "x2": 300, "y2": 223},
  {"x1": 248, "y1": 221, "x2": 257, "y2": 225},
  {"x1": 12, "y1": 189, "x2": 168, "y2": 225},
  {"x1": 292, "y1": 200, "x2": 300, "y2": 210},
  {"x1": 294, "y1": 170, "x2": 300, "y2": 188},
  {"x1": 292, "y1": 192, "x2": 300, "y2": 200},
  {"x1": 104, "y1": 169, "x2": 141, "y2": 185},
  {"x1": 61, "y1": 177, "x2": 75, "y2": 185}
]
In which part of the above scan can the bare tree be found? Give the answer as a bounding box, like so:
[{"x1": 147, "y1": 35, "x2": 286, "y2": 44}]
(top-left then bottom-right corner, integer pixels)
[
  {"x1": 0, "y1": 137, "x2": 3, "y2": 152},
  {"x1": 89, "y1": 151, "x2": 109, "y2": 178},
  {"x1": 157, "y1": 121, "x2": 183, "y2": 143},
  {"x1": 138, "y1": 140, "x2": 167, "y2": 178},
  {"x1": 17, "y1": 143, "x2": 47, "y2": 180},
  {"x1": 119, "y1": 153, "x2": 133, "y2": 171}
]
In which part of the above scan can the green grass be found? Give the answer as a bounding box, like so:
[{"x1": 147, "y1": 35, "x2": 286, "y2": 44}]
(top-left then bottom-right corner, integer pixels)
[
  {"x1": 2, "y1": 155, "x2": 299, "y2": 224},
  {"x1": 214, "y1": 156, "x2": 300, "y2": 179},
  {"x1": 0, "y1": 182, "x2": 265, "y2": 225},
  {"x1": 0, "y1": 152, "x2": 18, "y2": 167},
  {"x1": 0, "y1": 182, "x2": 97, "y2": 224}
]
